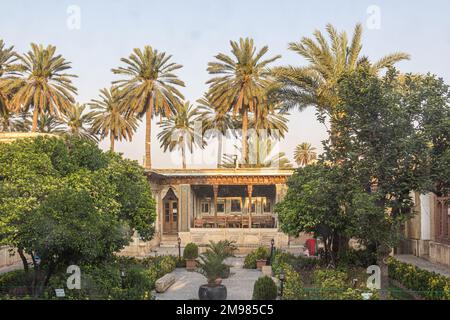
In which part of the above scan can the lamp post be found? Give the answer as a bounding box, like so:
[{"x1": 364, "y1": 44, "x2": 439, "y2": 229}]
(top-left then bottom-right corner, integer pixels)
[
  {"x1": 270, "y1": 238, "x2": 275, "y2": 266},
  {"x1": 177, "y1": 237, "x2": 182, "y2": 260},
  {"x1": 120, "y1": 269, "x2": 126, "y2": 289},
  {"x1": 279, "y1": 269, "x2": 285, "y2": 299}
]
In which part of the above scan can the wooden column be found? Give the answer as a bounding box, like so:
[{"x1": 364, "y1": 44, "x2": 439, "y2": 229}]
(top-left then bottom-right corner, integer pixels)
[
  {"x1": 248, "y1": 185, "x2": 253, "y2": 229},
  {"x1": 213, "y1": 184, "x2": 219, "y2": 227}
]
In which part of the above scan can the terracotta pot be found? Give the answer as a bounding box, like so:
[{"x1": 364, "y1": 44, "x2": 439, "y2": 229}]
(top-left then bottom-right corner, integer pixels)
[
  {"x1": 186, "y1": 259, "x2": 197, "y2": 271},
  {"x1": 198, "y1": 284, "x2": 227, "y2": 300},
  {"x1": 256, "y1": 259, "x2": 267, "y2": 270}
]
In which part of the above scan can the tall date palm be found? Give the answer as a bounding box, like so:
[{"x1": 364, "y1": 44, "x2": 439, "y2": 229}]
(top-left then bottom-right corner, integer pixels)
[
  {"x1": 157, "y1": 101, "x2": 204, "y2": 169},
  {"x1": 10, "y1": 43, "x2": 77, "y2": 132},
  {"x1": 294, "y1": 142, "x2": 317, "y2": 167},
  {"x1": 89, "y1": 87, "x2": 139, "y2": 152},
  {"x1": 270, "y1": 23, "x2": 409, "y2": 135},
  {"x1": 112, "y1": 46, "x2": 185, "y2": 169},
  {"x1": 207, "y1": 38, "x2": 281, "y2": 163}
]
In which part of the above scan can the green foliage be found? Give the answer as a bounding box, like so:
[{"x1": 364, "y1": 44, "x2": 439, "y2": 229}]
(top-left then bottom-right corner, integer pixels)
[
  {"x1": 183, "y1": 243, "x2": 199, "y2": 260},
  {"x1": 387, "y1": 258, "x2": 450, "y2": 300},
  {"x1": 280, "y1": 263, "x2": 304, "y2": 300},
  {"x1": 252, "y1": 276, "x2": 277, "y2": 300},
  {"x1": 243, "y1": 247, "x2": 270, "y2": 269},
  {"x1": 337, "y1": 249, "x2": 377, "y2": 268},
  {"x1": 311, "y1": 269, "x2": 363, "y2": 300},
  {"x1": 197, "y1": 241, "x2": 235, "y2": 285},
  {"x1": 0, "y1": 136, "x2": 156, "y2": 296}
]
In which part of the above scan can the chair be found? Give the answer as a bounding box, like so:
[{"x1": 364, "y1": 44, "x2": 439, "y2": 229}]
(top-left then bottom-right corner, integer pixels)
[
  {"x1": 216, "y1": 216, "x2": 226, "y2": 228},
  {"x1": 194, "y1": 218, "x2": 203, "y2": 228},
  {"x1": 241, "y1": 216, "x2": 250, "y2": 228}
]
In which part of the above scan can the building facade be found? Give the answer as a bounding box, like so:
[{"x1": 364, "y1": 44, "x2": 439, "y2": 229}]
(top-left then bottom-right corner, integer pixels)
[
  {"x1": 399, "y1": 192, "x2": 450, "y2": 268},
  {"x1": 145, "y1": 168, "x2": 295, "y2": 251}
]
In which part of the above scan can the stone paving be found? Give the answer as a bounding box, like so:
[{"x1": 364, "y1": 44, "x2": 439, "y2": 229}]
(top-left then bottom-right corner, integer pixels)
[
  {"x1": 154, "y1": 257, "x2": 262, "y2": 300},
  {"x1": 394, "y1": 255, "x2": 450, "y2": 278}
]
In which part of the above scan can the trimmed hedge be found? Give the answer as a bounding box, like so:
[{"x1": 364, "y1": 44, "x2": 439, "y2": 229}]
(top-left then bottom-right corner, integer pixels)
[{"x1": 387, "y1": 257, "x2": 450, "y2": 300}]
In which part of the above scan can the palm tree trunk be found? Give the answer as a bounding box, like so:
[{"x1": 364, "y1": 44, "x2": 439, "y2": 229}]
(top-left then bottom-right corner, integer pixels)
[
  {"x1": 145, "y1": 99, "x2": 153, "y2": 169},
  {"x1": 242, "y1": 109, "x2": 249, "y2": 164},
  {"x1": 217, "y1": 134, "x2": 223, "y2": 168},
  {"x1": 181, "y1": 144, "x2": 186, "y2": 169},
  {"x1": 31, "y1": 108, "x2": 39, "y2": 132},
  {"x1": 110, "y1": 132, "x2": 115, "y2": 152}
]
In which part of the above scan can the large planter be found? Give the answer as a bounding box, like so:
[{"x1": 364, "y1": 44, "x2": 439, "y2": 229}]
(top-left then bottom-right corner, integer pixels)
[
  {"x1": 256, "y1": 259, "x2": 267, "y2": 270},
  {"x1": 186, "y1": 259, "x2": 197, "y2": 271},
  {"x1": 198, "y1": 284, "x2": 227, "y2": 300}
]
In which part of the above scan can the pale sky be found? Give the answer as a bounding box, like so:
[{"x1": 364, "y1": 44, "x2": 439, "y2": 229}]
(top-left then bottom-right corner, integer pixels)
[{"x1": 1, "y1": 0, "x2": 449, "y2": 168}]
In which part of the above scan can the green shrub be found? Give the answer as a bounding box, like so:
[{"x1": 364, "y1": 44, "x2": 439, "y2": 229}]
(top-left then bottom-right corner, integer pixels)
[
  {"x1": 244, "y1": 247, "x2": 270, "y2": 269},
  {"x1": 271, "y1": 249, "x2": 296, "y2": 275},
  {"x1": 183, "y1": 243, "x2": 199, "y2": 260},
  {"x1": 311, "y1": 269, "x2": 365, "y2": 300},
  {"x1": 0, "y1": 270, "x2": 32, "y2": 296},
  {"x1": 253, "y1": 276, "x2": 277, "y2": 300},
  {"x1": 387, "y1": 258, "x2": 450, "y2": 300},
  {"x1": 337, "y1": 249, "x2": 377, "y2": 268},
  {"x1": 280, "y1": 263, "x2": 304, "y2": 300}
]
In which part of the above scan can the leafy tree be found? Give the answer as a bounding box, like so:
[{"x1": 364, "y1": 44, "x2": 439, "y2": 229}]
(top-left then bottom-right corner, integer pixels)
[
  {"x1": 294, "y1": 142, "x2": 317, "y2": 167},
  {"x1": 10, "y1": 44, "x2": 77, "y2": 132},
  {"x1": 275, "y1": 163, "x2": 354, "y2": 265},
  {"x1": 112, "y1": 46, "x2": 185, "y2": 169},
  {"x1": 157, "y1": 101, "x2": 205, "y2": 168},
  {"x1": 326, "y1": 66, "x2": 449, "y2": 297},
  {"x1": 206, "y1": 38, "x2": 281, "y2": 163},
  {"x1": 89, "y1": 87, "x2": 139, "y2": 151},
  {"x1": 0, "y1": 136, "x2": 156, "y2": 296}
]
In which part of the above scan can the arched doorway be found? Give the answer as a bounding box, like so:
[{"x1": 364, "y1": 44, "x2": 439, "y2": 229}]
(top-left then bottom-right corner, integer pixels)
[{"x1": 163, "y1": 188, "x2": 178, "y2": 235}]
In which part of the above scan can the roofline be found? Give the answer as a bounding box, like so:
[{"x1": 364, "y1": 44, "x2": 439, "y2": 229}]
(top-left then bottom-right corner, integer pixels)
[{"x1": 145, "y1": 167, "x2": 295, "y2": 177}]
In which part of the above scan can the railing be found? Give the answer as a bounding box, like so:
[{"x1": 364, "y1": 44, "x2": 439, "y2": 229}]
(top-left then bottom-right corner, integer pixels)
[{"x1": 193, "y1": 215, "x2": 276, "y2": 228}]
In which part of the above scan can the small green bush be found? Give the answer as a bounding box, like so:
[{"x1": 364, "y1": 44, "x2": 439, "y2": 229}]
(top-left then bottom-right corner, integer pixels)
[
  {"x1": 252, "y1": 276, "x2": 277, "y2": 300},
  {"x1": 244, "y1": 247, "x2": 270, "y2": 269},
  {"x1": 183, "y1": 243, "x2": 199, "y2": 260},
  {"x1": 280, "y1": 263, "x2": 304, "y2": 300}
]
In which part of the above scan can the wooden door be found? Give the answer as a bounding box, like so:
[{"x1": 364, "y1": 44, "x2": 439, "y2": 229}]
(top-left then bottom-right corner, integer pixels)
[{"x1": 163, "y1": 200, "x2": 178, "y2": 234}]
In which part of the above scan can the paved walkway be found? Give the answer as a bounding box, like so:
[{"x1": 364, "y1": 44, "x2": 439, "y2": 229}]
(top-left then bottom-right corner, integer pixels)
[
  {"x1": 155, "y1": 257, "x2": 262, "y2": 300},
  {"x1": 394, "y1": 255, "x2": 450, "y2": 278}
]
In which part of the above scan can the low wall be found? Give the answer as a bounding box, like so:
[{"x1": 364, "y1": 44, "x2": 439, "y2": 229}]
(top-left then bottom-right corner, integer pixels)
[
  {"x1": 0, "y1": 246, "x2": 26, "y2": 269},
  {"x1": 397, "y1": 239, "x2": 430, "y2": 258},
  {"x1": 117, "y1": 235, "x2": 160, "y2": 258},
  {"x1": 429, "y1": 241, "x2": 450, "y2": 268},
  {"x1": 178, "y1": 228, "x2": 289, "y2": 253}
]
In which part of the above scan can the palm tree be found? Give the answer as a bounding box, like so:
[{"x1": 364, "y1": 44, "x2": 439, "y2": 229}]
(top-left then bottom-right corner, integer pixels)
[
  {"x1": 89, "y1": 87, "x2": 139, "y2": 152},
  {"x1": 62, "y1": 103, "x2": 97, "y2": 142},
  {"x1": 206, "y1": 38, "x2": 281, "y2": 163},
  {"x1": 157, "y1": 101, "x2": 204, "y2": 169},
  {"x1": 197, "y1": 93, "x2": 235, "y2": 168},
  {"x1": 10, "y1": 44, "x2": 77, "y2": 132},
  {"x1": 0, "y1": 39, "x2": 20, "y2": 122},
  {"x1": 270, "y1": 23, "x2": 409, "y2": 137},
  {"x1": 36, "y1": 113, "x2": 65, "y2": 134},
  {"x1": 294, "y1": 142, "x2": 317, "y2": 167},
  {"x1": 249, "y1": 104, "x2": 289, "y2": 140},
  {"x1": 112, "y1": 46, "x2": 185, "y2": 169},
  {"x1": 222, "y1": 138, "x2": 292, "y2": 169}
]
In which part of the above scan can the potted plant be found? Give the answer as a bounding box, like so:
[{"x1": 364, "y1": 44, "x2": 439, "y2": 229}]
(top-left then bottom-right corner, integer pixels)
[
  {"x1": 183, "y1": 243, "x2": 199, "y2": 271},
  {"x1": 255, "y1": 247, "x2": 269, "y2": 270},
  {"x1": 197, "y1": 240, "x2": 236, "y2": 300}
]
